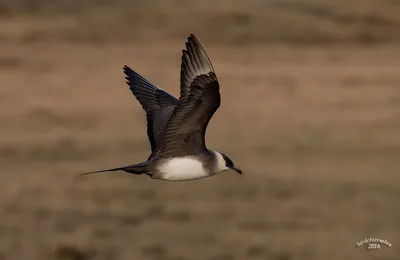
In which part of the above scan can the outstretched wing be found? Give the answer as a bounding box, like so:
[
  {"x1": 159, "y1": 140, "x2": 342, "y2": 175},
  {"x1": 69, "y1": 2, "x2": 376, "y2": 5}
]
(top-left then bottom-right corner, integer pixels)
[
  {"x1": 158, "y1": 34, "x2": 220, "y2": 157},
  {"x1": 123, "y1": 65, "x2": 178, "y2": 159},
  {"x1": 180, "y1": 34, "x2": 215, "y2": 103}
]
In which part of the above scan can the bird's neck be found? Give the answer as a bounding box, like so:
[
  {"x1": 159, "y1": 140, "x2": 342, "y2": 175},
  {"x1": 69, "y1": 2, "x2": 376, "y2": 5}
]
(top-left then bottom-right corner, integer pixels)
[{"x1": 210, "y1": 150, "x2": 229, "y2": 173}]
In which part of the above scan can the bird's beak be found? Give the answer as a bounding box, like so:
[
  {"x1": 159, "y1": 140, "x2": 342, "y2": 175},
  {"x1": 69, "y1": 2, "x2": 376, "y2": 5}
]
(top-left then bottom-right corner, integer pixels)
[{"x1": 231, "y1": 167, "x2": 242, "y2": 175}]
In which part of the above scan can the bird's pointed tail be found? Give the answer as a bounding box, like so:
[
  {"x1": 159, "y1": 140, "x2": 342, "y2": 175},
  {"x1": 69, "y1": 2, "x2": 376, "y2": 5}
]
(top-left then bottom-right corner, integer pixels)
[
  {"x1": 80, "y1": 162, "x2": 148, "y2": 176},
  {"x1": 80, "y1": 166, "x2": 127, "y2": 176}
]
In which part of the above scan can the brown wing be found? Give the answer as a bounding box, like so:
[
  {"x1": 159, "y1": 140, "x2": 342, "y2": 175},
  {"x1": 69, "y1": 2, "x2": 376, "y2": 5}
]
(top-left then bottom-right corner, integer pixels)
[
  {"x1": 179, "y1": 34, "x2": 215, "y2": 103},
  {"x1": 157, "y1": 35, "x2": 220, "y2": 157},
  {"x1": 159, "y1": 74, "x2": 220, "y2": 157},
  {"x1": 123, "y1": 65, "x2": 178, "y2": 159}
]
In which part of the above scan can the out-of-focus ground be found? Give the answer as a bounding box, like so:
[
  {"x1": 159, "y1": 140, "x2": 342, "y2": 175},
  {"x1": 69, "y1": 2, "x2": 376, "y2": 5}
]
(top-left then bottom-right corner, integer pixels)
[{"x1": 0, "y1": 0, "x2": 399, "y2": 260}]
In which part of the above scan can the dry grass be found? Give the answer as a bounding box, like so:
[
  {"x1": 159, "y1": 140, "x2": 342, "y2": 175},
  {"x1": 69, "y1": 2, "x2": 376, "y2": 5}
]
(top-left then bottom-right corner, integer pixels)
[
  {"x1": 0, "y1": 0, "x2": 399, "y2": 259},
  {"x1": 1, "y1": 0, "x2": 400, "y2": 45},
  {"x1": 0, "y1": 41, "x2": 399, "y2": 260}
]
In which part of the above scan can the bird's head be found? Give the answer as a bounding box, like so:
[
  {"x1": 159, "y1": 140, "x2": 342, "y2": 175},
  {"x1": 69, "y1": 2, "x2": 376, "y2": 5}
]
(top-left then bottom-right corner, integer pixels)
[{"x1": 216, "y1": 151, "x2": 242, "y2": 175}]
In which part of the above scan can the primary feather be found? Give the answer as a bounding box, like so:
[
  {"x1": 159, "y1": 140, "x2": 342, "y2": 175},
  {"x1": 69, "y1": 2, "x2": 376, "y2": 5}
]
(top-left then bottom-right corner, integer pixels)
[{"x1": 123, "y1": 65, "x2": 178, "y2": 159}]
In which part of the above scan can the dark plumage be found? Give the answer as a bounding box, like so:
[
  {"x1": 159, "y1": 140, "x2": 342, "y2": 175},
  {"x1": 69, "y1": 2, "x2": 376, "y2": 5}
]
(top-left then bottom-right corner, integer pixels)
[
  {"x1": 123, "y1": 66, "x2": 178, "y2": 159},
  {"x1": 82, "y1": 34, "x2": 242, "y2": 180}
]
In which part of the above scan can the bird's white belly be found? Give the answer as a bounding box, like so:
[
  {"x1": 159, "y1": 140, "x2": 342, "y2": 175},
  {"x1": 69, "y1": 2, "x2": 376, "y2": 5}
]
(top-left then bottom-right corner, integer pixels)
[{"x1": 157, "y1": 157, "x2": 209, "y2": 181}]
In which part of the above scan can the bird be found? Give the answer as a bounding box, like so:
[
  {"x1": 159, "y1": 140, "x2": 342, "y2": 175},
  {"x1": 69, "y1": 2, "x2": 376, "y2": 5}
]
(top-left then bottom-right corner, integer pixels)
[{"x1": 81, "y1": 34, "x2": 242, "y2": 181}]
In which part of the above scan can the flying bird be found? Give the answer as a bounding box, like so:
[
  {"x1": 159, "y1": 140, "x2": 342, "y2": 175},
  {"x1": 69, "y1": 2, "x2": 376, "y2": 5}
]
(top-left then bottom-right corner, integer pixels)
[{"x1": 82, "y1": 34, "x2": 242, "y2": 181}]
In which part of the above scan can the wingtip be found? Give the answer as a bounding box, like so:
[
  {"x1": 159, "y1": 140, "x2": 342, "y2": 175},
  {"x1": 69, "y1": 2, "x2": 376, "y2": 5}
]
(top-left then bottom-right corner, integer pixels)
[
  {"x1": 186, "y1": 34, "x2": 197, "y2": 45},
  {"x1": 188, "y1": 34, "x2": 201, "y2": 44},
  {"x1": 123, "y1": 65, "x2": 131, "y2": 73},
  {"x1": 123, "y1": 65, "x2": 134, "y2": 83},
  {"x1": 181, "y1": 33, "x2": 215, "y2": 76},
  {"x1": 123, "y1": 70, "x2": 130, "y2": 86}
]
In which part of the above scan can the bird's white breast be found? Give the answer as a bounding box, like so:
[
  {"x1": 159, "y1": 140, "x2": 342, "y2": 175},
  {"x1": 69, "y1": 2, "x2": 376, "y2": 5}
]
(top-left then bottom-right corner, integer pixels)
[{"x1": 157, "y1": 157, "x2": 209, "y2": 181}]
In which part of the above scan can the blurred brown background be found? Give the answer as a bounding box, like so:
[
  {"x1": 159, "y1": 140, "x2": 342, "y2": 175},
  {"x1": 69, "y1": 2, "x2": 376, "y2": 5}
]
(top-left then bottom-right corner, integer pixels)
[{"x1": 0, "y1": 0, "x2": 399, "y2": 259}]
